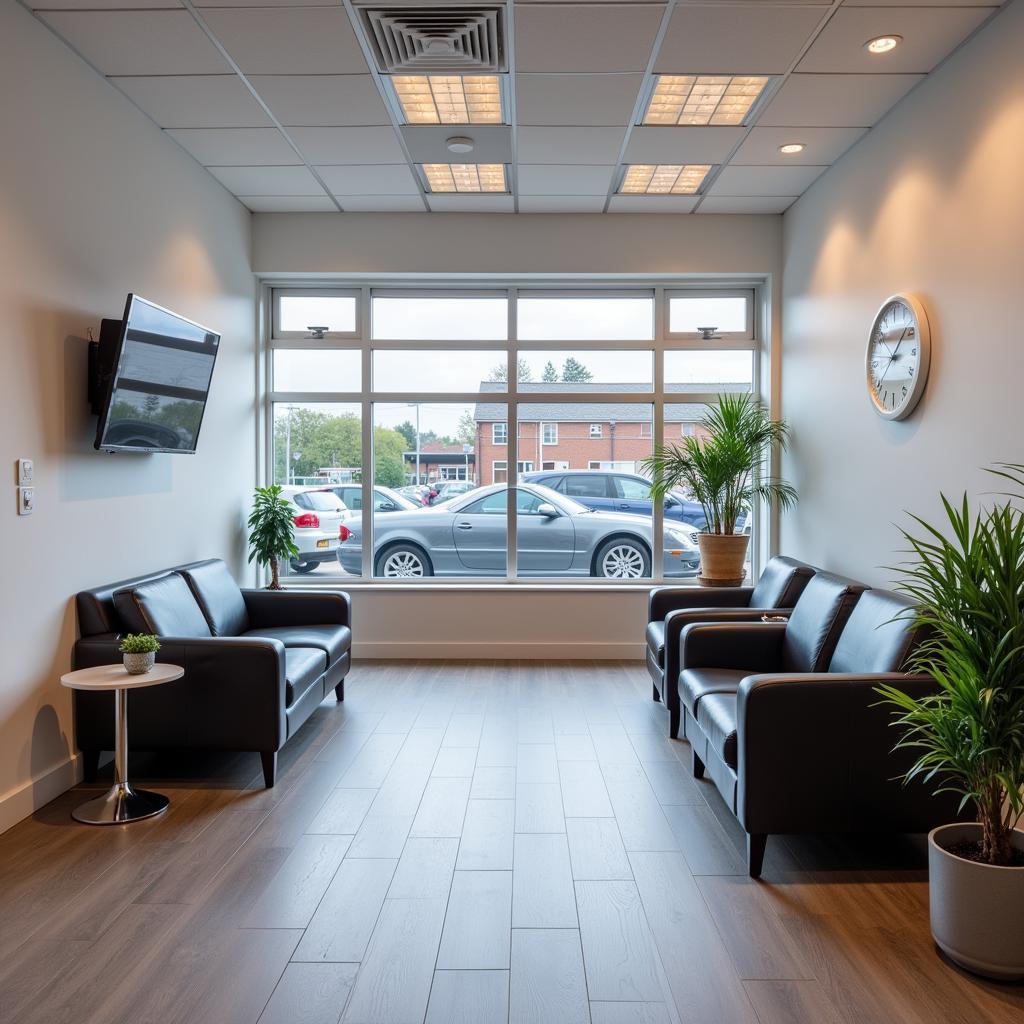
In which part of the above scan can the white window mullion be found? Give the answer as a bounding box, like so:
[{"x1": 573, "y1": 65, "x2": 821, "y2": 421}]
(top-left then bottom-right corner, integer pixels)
[
  {"x1": 652, "y1": 286, "x2": 666, "y2": 585},
  {"x1": 507, "y1": 286, "x2": 518, "y2": 579},
  {"x1": 360, "y1": 285, "x2": 372, "y2": 582}
]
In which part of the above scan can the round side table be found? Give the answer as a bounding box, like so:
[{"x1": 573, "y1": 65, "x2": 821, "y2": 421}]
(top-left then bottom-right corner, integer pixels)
[{"x1": 61, "y1": 663, "x2": 183, "y2": 825}]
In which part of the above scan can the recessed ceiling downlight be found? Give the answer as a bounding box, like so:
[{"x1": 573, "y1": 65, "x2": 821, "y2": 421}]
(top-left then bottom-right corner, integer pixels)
[
  {"x1": 446, "y1": 136, "x2": 475, "y2": 154},
  {"x1": 778, "y1": 143, "x2": 805, "y2": 155},
  {"x1": 865, "y1": 35, "x2": 902, "y2": 54}
]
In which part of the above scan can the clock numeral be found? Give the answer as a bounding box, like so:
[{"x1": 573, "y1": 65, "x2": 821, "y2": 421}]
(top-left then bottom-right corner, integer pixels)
[
  {"x1": 908, "y1": 366, "x2": 914, "y2": 376},
  {"x1": 902, "y1": 385, "x2": 908, "y2": 396}
]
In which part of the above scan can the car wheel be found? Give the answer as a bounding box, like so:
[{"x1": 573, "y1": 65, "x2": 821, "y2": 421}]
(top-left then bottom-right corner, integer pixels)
[
  {"x1": 595, "y1": 537, "x2": 650, "y2": 579},
  {"x1": 289, "y1": 558, "x2": 319, "y2": 574},
  {"x1": 376, "y1": 544, "x2": 433, "y2": 578}
]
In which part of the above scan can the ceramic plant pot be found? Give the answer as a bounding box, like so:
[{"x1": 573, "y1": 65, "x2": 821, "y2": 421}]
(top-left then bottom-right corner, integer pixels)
[
  {"x1": 123, "y1": 652, "x2": 156, "y2": 675},
  {"x1": 928, "y1": 822, "x2": 1024, "y2": 980},
  {"x1": 697, "y1": 533, "x2": 749, "y2": 587}
]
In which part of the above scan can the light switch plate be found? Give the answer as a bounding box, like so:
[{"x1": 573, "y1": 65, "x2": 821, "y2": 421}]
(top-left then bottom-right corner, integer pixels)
[
  {"x1": 17, "y1": 458, "x2": 33, "y2": 485},
  {"x1": 17, "y1": 486, "x2": 34, "y2": 516}
]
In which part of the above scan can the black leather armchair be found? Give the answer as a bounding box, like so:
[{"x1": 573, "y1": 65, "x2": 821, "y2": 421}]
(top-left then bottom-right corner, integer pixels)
[
  {"x1": 72, "y1": 559, "x2": 351, "y2": 787},
  {"x1": 679, "y1": 585, "x2": 964, "y2": 876},
  {"x1": 646, "y1": 556, "x2": 815, "y2": 737}
]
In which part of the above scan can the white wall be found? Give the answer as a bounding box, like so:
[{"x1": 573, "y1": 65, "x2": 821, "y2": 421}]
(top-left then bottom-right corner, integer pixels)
[
  {"x1": 0, "y1": 4, "x2": 255, "y2": 830},
  {"x1": 253, "y1": 211, "x2": 783, "y2": 659},
  {"x1": 779, "y1": 1, "x2": 1024, "y2": 584}
]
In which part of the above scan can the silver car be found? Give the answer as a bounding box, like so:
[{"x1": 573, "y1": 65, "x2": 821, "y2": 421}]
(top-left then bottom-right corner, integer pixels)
[{"x1": 336, "y1": 482, "x2": 701, "y2": 579}]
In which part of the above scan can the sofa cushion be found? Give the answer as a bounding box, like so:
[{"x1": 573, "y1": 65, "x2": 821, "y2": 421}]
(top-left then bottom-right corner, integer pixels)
[
  {"x1": 245, "y1": 624, "x2": 352, "y2": 667},
  {"x1": 680, "y1": 667, "x2": 747, "y2": 716},
  {"x1": 829, "y1": 589, "x2": 920, "y2": 675},
  {"x1": 696, "y1": 692, "x2": 739, "y2": 770},
  {"x1": 285, "y1": 647, "x2": 328, "y2": 706},
  {"x1": 113, "y1": 574, "x2": 213, "y2": 638},
  {"x1": 749, "y1": 556, "x2": 816, "y2": 609},
  {"x1": 781, "y1": 572, "x2": 867, "y2": 674},
  {"x1": 646, "y1": 621, "x2": 665, "y2": 666},
  {"x1": 177, "y1": 561, "x2": 249, "y2": 637}
]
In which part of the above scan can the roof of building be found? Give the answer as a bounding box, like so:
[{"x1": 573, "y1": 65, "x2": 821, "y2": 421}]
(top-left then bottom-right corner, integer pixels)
[{"x1": 473, "y1": 381, "x2": 748, "y2": 423}]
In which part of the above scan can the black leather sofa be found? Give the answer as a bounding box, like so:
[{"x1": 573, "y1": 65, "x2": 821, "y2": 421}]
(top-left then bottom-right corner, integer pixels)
[
  {"x1": 677, "y1": 580, "x2": 964, "y2": 875},
  {"x1": 646, "y1": 556, "x2": 816, "y2": 737},
  {"x1": 72, "y1": 559, "x2": 351, "y2": 787}
]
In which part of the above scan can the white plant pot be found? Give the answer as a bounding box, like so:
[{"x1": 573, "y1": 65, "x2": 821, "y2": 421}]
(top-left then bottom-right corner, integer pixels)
[
  {"x1": 123, "y1": 651, "x2": 156, "y2": 675},
  {"x1": 928, "y1": 822, "x2": 1024, "y2": 980}
]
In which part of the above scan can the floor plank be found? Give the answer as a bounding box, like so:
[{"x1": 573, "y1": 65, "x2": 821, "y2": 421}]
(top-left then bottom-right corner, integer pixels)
[
  {"x1": 258, "y1": 962, "x2": 359, "y2": 1024},
  {"x1": 566, "y1": 817, "x2": 633, "y2": 881},
  {"x1": 425, "y1": 970, "x2": 509, "y2": 1024},
  {"x1": 457, "y1": 798, "x2": 515, "y2": 871},
  {"x1": 510, "y1": 929, "x2": 590, "y2": 1024},
  {"x1": 437, "y1": 870, "x2": 513, "y2": 970},
  {"x1": 512, "y1": 833, "x2": 578, "y2": 928},
  {"x1": 514, "y1": 782, "x2": 565, "y2": 833},
  {"x1": 387, "y1": 838, "x2": 459, "y2": 900}
]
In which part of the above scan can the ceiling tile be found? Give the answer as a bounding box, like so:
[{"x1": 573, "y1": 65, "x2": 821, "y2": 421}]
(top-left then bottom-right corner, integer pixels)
[
  {"x1": 207, "y1": 165, "x2": 326, "y2": 196},
  {"x1": 698, "y1": 196, "x2": 798, "y2": 214},
  {"x1": 517, "y1": 74, "x2": 644, "y2": 126},
  {"x1": 239, "y1": 196, "x2": 338, "y2": 212},
  {"x1": 427, "y1": 196, "x2": 515, "y2": 213},
  {"x1": 316, "y1": 164, "x2": 420, "y2": 196},
  {"x1": 195, "y1": 0, "x2": 337, "y2": 5},
  {"x1": 288, "y1": 127, "x2": 405, "y2": 164},
  {"x1": 707, "y1": 164, "x2": 826, "y2": 196},
  {"x1": 732, "y1": 125, "x2": 867, "y2": 165},
  {"x1": 625, "y1": 126, "x2": 744, "y2": 164},
  {"x1": 516, "y1": 4, "x2": 665, "y2": 72},
  {"x1": 517, "y1": 127, "x2": 626, "y2": 164},
  {"x1": 518, "y1": 196, "x2": 608, "y2": 213},
  {"x1": 249, "y1": 76, "x2": 391, "y2": 127},
  {"x1": 38, "y1": 10, "x2": 228, "y2": 76},
  {"x1": 401, "y1": 126, "x2": 513, "y2": 164},
  {"x1": 28, "y1": 0, "x2": 182, "y2": 7},
  {"x1": 518, "y1": 165, "x2": 615, "y2": 195},
  {"x1": 114, "y1": 75, "x2": 273, "y2": 128},
  {"x1": 165, "y1": 127, "x2": 299, "y2": 166},
  {"x1": 758, "y1": 73, "x2": 924, "y2": 127},
  {"x1": 607, "y1": 195, "x2": 699, "y2": 213},
  {"x1": 797, "y1": 7, "x2": 992, "y2": 74},
  {"x1": 655, "y1": 7, "x2": 823, "y2": 74},
  {"x1": 200, "y1": 8, "x2": 369, "y2": 75},
  {"x1": 335, "y1": 196, "x2": 426, "y2": 212},
  {"x1": 843, "y1": 0, "x2": 999, "y2": 6}
]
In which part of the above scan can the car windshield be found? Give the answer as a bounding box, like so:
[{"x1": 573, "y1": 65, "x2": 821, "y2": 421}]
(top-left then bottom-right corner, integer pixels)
[
  {"x1": 381, "y1": 489, "x2": 419, "y2": 511},
  {"x1": 297, "y1": 490, "x2": 345, "y2": 511}
]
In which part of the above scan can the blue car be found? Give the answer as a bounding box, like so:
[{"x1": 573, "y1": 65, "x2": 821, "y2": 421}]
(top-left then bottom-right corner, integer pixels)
[{"x1": 520, "y1": 470, "x2": 711, "y2": 531}]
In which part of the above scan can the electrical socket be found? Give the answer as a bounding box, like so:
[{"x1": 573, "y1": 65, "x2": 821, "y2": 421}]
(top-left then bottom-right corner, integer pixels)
[
  {"x1": 17, "y1": 486, "x2": 34, "y2": 516},
  {"x1": 17, "y1": 458, "x2": 33, "y2": 485}
]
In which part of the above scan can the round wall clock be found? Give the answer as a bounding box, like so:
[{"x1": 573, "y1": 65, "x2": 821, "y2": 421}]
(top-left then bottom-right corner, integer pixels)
[{"x1": 865, "y1": 293, "x2": 931, "y2": 420}]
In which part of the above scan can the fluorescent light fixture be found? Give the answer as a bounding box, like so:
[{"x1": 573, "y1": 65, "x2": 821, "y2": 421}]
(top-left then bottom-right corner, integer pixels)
[
  {"x1": 642, "y1": 75, "x2": 770, "y2": 126},
  {"x1": 619, "y1": 164, "x2": 712, "y2": 195},
  {"x1": 393, "y1": 75, "x2": 504, "y2": 124},
  {"x1": 778, "y1": 143, "x2": 806, "y2": 155},
  {"x1": 421, "y1": 163, "x2": 507, "y2": 193},
  {"x1": 865, "y1": 35, "x2": 902, "y2": 54}
]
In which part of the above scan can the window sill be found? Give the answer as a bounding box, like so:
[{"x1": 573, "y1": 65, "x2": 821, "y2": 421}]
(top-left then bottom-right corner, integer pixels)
[{"x1": 280, "y1": 579, "x2": 692, "y2": 593}]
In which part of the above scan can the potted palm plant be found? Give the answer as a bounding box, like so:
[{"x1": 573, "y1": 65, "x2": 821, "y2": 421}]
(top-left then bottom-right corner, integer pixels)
[
  {"x1": 248, "y1": 485, "x2": 299, "y2": 590},
  {"x1": 876, "y1": 464, "x2": 1024, "y2": 979},
  {"x1": 643, "y1": 393, "x2": 797, "y2": 586}
]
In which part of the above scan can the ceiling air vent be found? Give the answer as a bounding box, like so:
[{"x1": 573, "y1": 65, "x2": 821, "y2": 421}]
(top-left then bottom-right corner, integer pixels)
[{"x1": 358, "y1": 6, "x2": 506, "y2": 74}]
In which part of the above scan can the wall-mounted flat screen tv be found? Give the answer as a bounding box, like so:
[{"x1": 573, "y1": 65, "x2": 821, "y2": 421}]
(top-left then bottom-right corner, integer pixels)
[{"x1": 93, "y1": 295, "x2": 220, "y2": 453}]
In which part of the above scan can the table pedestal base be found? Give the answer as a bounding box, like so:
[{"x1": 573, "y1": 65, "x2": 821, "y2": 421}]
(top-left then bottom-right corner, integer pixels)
[{"x1": 72, "y1": 782, "x2": 169, "y2": 825}]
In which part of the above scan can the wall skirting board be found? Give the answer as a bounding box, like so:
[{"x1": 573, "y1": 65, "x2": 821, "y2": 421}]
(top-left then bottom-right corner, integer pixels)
[
  {"x1": 352, "y1": 642, "x2": 647, "y2": 660},
  {"x1": 0, "y1": 753, "x2": 83, "y2": 835}
]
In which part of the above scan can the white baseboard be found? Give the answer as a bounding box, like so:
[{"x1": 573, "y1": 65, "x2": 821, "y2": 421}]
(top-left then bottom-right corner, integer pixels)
[
  {"x1": 353, "y1": 641, "x2": 646, "y2": 660},
  {"x1": 0, "y1": 752, "x2": 83, "y2": 836}
]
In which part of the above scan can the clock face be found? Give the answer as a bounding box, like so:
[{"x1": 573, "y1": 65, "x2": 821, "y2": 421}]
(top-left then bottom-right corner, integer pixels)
[{"x1": 866, "y1": 293, "x2": 931, "y2": 420}]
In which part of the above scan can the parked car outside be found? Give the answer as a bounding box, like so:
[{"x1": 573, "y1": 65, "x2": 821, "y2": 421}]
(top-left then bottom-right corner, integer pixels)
[
  {"x1": 336, "y1": 482, "x2": 701, "y2": 579},
  {"x1": 431, "y1": 480, "x2": 476, "y2": 504},
  {"x1": 280, "y1": 486, "x2": 350, "y2": 573},
  {"x1": 398, "y1": 484, "x2": 434, "y2": 506},
  {"x1": 330, "y1": 484, "x2": 421, "y2": 517}
]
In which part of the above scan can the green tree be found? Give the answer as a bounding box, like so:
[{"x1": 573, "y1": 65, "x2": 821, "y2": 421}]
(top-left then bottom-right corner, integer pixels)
[
  {"x1": 373, "y1": 425, "x2": 408, "y2": 487},
  {"x1": 541, "y1": 361, "x2": 559, "y2": 382},
  {"x1": 394, "y1": 420, "x2": 417, "y2": 450},
  {"x1": 561, "y1": 357, "x2": 593, "y2": 383},
  {"x1": 273, "y1": 408, "x2": 360, "y2": 482},
  {"x1": 456, "y1": 410, "x2": 477, "y2": 446},
  {"x1": 487, "y1": 359, "x2": 533, "y2": 383}
]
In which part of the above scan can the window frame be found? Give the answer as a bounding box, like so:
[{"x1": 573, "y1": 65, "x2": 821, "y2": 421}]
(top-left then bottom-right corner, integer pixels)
[
  {"x1": 261, "y1": 279, "x2": 768, "y2": 588},
  {"x1": 492, "y1": 422, "x2": 508, "y2": 445},
  {"x1": 589, "y1": 423, "x2": 603, "y2": 439},
  {"x1": 664, "y1": 288, "x2": 754, "y2": 341},
  {"x1": 541, "y1": 422, "x2": 558, "y2": 446},
  {"x1": 272, "y1": 288, "x2": 360, "y2": 340}
]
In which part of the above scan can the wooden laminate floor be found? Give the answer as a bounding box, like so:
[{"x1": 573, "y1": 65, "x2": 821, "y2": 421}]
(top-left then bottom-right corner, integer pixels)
[{"x1": 2, "y1": 661, "x2": 1022, "y2": 1024}]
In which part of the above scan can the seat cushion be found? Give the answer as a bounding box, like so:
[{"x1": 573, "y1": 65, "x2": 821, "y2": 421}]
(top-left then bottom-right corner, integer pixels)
[
  {"x1": 646, "y1": 621, "x2": 665, "y2": 666},
  {"x1": 679, "y1": 667, "x2": 747, "y2": 716},
  {"x1": 696, "y1": 692, "x2": 739, "y2": 770},
  {"x1": 829, "y1": 589, "x2": 920, "y2": 675},
  {"x1": 749, "y1": 556, "x2": 816, "y2": 609},
  {"x1": 113, "y1": 574, "x2": 213, "y2": 638},
  {"x1": 177, "y1": 561, "x2": 249, "y2": 637},
  {"x1": 245, "y1": 624, "x2": 352, "y2": 667},
  {"x1": 285, "y1": 647, "x2": 328, "y2": 706}
]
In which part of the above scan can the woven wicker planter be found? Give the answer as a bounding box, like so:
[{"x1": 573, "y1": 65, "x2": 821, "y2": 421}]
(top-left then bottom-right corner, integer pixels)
[{"x1": 697, "y1": 533, "x2": 749, "y2": 587}]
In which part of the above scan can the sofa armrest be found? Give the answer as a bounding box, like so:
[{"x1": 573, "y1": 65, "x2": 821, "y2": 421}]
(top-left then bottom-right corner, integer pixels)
[
  {"x1": 734, "y1": 672, "x2": 959, "y2": 835},
  {"x1": 242, "y1": 589, "x2": 351, "y2": 629},
  {"x1": 680, "y1": 621, "x2": 788, "y2": 673},
  {"x1": 649, "y1": 585, "x2": 754, "y2": 623}
]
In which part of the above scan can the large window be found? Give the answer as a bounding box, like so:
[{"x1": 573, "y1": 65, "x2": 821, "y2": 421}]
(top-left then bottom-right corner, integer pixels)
[{"x1": 265, "y1": 284, "x2": 764, "y2": 583}]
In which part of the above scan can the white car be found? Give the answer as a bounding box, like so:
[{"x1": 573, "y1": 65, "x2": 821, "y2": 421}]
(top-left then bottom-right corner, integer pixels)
[{"x1": 280, "y1": 486, "x2": 350, "y2": 573}]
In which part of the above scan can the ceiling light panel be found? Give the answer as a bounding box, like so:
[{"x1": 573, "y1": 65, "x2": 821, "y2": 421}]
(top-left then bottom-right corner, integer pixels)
[
  {"x1": 393, "y1": 75, "x2": 504, "y2": 125},
  {"x1": 421, "y1": 163, "x2": 507, "y2": 193},
  {"x1": 643, "y1": 75, "x2": 770, "y2": 126},
  {"x1": 619, "y1": 164, "x2": 712, "y2": 195}
]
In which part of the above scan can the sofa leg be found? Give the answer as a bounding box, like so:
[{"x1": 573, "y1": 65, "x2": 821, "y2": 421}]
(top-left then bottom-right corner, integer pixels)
[
  {"x1": 652, "y1": 682, "x2": 661, "y2": 702},
  {"x1": 335, "y1": 678, "x2": 345, "y2": 702},
  {"x1": 81, "y1": 749, "x2": 100, "y2": 783},
  {"x1": 260, "y1": 751, "x2": 277, "y2": 789},
  {"x1": 747, "y1": 833, "x2": 768, "y2": 879},
  {"x1": 692, "y1": 749, "x2": 705, "y2": 779},
  {"x1": 669, "y1": 705, "x2": 680, "y2": 740}
]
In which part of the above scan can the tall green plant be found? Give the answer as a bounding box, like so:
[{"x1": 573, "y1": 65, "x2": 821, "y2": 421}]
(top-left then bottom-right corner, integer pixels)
[
  {"x1": 248, "y1": 485, "x2": 298, "y2": 590},
  {"x1": 642, "y1": 393, "x2": 797, "y2": 534},
  {"x1": 876, "y1": 465, "x2": 1024, "y2": 866}
]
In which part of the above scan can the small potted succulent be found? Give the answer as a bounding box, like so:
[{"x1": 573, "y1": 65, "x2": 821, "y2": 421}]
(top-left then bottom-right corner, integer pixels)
[{"x1": 120, "y1": 633, "x2": 160, "y2": 675}]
